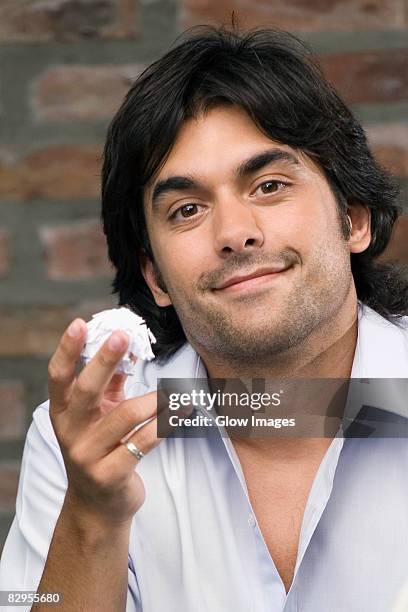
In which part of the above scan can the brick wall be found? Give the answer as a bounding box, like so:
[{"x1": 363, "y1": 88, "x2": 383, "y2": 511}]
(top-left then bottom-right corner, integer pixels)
[{"x1": 0, "y1": 0, "x2": 407, "y2": 556}]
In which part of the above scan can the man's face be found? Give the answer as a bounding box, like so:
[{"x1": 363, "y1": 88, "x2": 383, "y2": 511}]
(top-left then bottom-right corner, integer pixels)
[{"x1": 142, "y1": 105, "x2": 353, "y2": 366}]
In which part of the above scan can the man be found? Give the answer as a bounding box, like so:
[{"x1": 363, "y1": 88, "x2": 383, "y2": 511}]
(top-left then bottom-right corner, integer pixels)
[{"x1": 1, "y1": 24, "x2": 408, "y2": 612}]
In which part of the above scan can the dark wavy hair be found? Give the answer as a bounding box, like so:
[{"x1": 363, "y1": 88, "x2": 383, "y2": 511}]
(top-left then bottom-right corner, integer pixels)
[{"x1": 101, "y1": 24, "x2": 408, "y2": 364}]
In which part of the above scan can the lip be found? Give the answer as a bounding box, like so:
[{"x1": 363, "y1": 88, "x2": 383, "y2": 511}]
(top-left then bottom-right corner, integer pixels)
[{"x1": 214, "y1": 266, "x2": 289, "y2": 291}]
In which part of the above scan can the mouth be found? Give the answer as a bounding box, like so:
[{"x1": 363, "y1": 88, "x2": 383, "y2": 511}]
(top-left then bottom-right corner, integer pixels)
[{"x1": 213, "y1": 266, "x2": 291, "y2": 293}]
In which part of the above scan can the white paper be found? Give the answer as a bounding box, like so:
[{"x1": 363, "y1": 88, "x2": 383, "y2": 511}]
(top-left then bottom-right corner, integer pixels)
[{"x1": 80, "y1": 307, "x2": 156, "y2": 375}]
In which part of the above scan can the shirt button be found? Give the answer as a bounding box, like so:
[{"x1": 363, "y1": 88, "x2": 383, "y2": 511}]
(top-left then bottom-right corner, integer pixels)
[{"x1": 248, "y1": 514, "x2": 256, "y2": 528}]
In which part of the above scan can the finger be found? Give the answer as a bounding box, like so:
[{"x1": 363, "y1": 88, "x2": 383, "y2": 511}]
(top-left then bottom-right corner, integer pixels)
[
  {"x1": 118, "y1": 399, "x2": 191, "y2": 467},
  {"x1": 86, "y1": 391, "x2": 159, "y2": 455},
  {"x1": 69, "y1": 330, "x2": 130, "y2": 420},
  {"x1": 112, "y1": 415, "x2": 163, "y2": 468},
  {"x1": 48, "y1": 318, "x2": 87, "y2": 411},
  {"x1": 103, "y1": 373, "x2": 128, "y2": 404},
  {"x1": 107, "y1": 397, "x2": 192, "y2": 468}
]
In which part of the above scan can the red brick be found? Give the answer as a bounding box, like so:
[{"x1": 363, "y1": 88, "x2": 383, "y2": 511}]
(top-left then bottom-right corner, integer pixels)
[
  {"x1": 0, "y1": 299, "x2": 117, "y2": 357},
  {"x1": 0, "y1": 145, "x2": 101, "y2": 201},
  {"x1": 0, "y1": 149, "x2": 19, "y2": 201},
  {"x1": 380, "y1": 216, "x2": 408, "y2": 265},
  {"x1": 366, "y1": 124, "x2": 408, "y2": 178},
  {"x1": 180, "y1": 0, "x2": 406, "y2": 32},
  {"x1": 320, "y1": 49, "x2": 408, "y2": 105},
  {"x1": 39, "y1": 219, "x2": 113, "y2": 280},
  {"x1": 0, "y1": 382, "x2": 26, "y2": 441},
  {"x1": 0, "y1": 0, "x2": 138, "y2": 43},
  {"x1": 32, "y1": 64, "x2": 144, "y2": 121},
  {"x1": 0, "y1": 461, "x2": 20, "y2": 514},
  {"x1": 0, "y1": 228, "x2": 10, "y2": 277}
]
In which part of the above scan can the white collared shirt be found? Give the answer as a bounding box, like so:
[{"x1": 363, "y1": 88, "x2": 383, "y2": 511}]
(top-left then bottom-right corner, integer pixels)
[{"x1": 1, "y1": 303, "x2": 408, "y2": 611}]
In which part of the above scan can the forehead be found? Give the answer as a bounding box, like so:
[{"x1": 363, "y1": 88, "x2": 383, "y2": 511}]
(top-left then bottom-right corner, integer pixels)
[{"x1": 143, "y1": 105, "x2": 324, "y2": 209}]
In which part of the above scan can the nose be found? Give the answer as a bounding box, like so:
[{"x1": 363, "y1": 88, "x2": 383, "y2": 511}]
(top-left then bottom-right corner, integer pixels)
[{"x1": 212, "y1": 195, "x2": 264, "y2": 256}]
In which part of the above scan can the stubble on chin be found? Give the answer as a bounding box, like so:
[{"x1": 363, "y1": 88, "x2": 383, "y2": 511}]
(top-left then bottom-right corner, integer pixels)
[{"x1": 175, "y1": 252, "x2": 351, "y2": 367}]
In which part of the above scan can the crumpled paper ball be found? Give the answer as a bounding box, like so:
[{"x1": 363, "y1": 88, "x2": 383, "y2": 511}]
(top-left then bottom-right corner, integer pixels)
[{"x1": 80, "y1": 307, "x2": 156, "y2": 375}]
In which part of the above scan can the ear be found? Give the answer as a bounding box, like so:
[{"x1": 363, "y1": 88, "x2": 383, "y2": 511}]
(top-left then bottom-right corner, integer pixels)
[
  {"x1": 347, "y1": 202, "x2": 371, "y2": 254},
  {"x1": 139, "y1": 251, "x2": 172, "y2": 307}
]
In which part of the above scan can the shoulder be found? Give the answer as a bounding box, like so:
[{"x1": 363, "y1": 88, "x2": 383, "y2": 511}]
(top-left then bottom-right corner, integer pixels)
[
  {"x1": 31, "y1": 399, "x2": 65, "y2": 458},
  {"x1": 357, "y1": 303, "x2": 408, "y2": 377},
  {"x1": 359, "y1": 303, "x2": 408, "y2": 340}
]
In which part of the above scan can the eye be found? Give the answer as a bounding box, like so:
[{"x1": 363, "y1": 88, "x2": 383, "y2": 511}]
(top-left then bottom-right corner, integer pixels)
[
  {"x1": 169, "y1": 203, "x2": 204, "y2": 221},
  {"x1": 255, "y1": 180, "x2": 289, "y2": 196}
]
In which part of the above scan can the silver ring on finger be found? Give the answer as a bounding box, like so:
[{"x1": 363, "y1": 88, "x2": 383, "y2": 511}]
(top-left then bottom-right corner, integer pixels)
[{"x1": 123, "y1": 441, "x2": 144, "y2": 461}]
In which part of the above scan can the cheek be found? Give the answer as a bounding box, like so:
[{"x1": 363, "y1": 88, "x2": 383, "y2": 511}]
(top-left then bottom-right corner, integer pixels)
[
  {"x1": 261, "y1": 207, "x2": 313, "y2": 254},
  {"x1": 159, "y1": 229, "x2": 211, "y2": 272},
  {"x1": 262, "y1": 203, "x2": 342, "y2": 267},
  {"x1": 153, "y1": 243, "x2": 200, "y2": 292},
  {"x1": 295, "y1": 198, "x2": 342, "y2": 250}
]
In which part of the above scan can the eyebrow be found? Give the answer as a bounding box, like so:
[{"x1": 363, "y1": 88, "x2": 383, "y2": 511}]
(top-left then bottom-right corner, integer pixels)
[{"x1": 150, "y1": 148, "x2": 300, "y2": 213}]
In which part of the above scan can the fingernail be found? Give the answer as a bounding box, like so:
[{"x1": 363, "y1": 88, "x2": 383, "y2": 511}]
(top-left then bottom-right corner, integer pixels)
[
  {"x1": 67, "y1": 319, "x2": 82, "y2": 338},
  {"x1": 108, "y1": 332, "x2": 127, "y2": 352}
]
